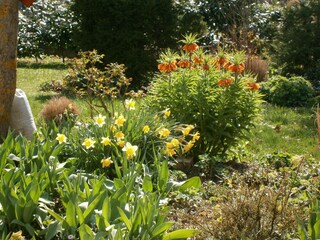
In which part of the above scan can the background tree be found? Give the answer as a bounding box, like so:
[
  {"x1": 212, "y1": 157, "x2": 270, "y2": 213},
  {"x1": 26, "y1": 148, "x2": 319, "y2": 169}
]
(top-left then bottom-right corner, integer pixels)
[
  {"x1": 0, "y1": 0, "x2": 19, "y2": 140},
  {"x1": 72, "y1": 0, "x2": 178, "y2": 87},
  {"x1": 273, "y1": 0, "x2": 320, "y2": 87},
  {"x1": 72, "y1": 0, "x2": 207, "y2": 87},
  {"x1": 196, "y1": 0, "x2": 282, "y2": 54},
  {"x1": 18, "y1": 0, "x2": 78, "y2": 62}
]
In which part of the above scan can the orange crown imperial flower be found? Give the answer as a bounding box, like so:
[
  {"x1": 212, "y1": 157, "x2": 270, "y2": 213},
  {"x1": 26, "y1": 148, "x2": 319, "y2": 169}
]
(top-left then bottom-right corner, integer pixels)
[
  {"x1": 158, "y1": 62, "x2": 177, "y2": 73},
  {"x1": 248, "y1": 82, "x2": 260, "y2": 91},
  {"x1": 182, "y1": 43, "x2": 199, "y2": 53},
  {"x1": 193, "y1": 56, "x2": 204, "y2": 65},
  {"x1": 177, "y1": 59, "x2": 191, "y2": 68},
  {"x1": 216, "y1": 57, "x2": 227, "y2": 66},
  {"x1": 228, "y1": 63, "x2": 245, "y2": 73},
  {"x1": 203, "y1": 64, "x2": 210, "y2": 71},
  {"x1": 218, "y1": 78, "x2": 233, "y2": 87}
]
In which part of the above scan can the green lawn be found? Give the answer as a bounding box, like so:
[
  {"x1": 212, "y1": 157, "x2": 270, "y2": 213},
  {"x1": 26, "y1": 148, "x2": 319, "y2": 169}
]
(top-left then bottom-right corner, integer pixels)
[
  {"x1": 17, "y1": 57, "x2": 68, "y2": 120},
  {"x1": 247, "y1": 104, "x2": 320, "y2": 160}
]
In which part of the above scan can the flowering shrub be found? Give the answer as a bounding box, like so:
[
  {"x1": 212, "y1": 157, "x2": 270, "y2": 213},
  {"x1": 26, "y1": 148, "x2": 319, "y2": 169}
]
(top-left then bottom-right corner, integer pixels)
[
  {"x1": 52, "y1": 50, "x2": 144, "y2": 118},
  {"x1": 146, "y1": 35, "x2": 262, "y2": 158}
]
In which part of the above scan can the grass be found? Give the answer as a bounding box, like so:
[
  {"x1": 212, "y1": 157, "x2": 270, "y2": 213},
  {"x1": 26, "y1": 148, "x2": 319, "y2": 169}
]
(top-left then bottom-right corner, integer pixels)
[
  {"x1": 17, "y1": 57, "x2": 68, "y2": 119},
  {"x1": 247, "y1": 104, "x2": 320, "y2": 160}
]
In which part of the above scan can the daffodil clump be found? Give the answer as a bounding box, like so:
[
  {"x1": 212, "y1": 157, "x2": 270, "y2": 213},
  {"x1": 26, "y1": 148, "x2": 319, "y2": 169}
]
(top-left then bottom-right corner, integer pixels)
[
  {"x1": 161, "y1": 124, "x2": 200, "y2": 157},
  {"x1": 61, "y1": 101, "x2": 200, "y2": 174}
]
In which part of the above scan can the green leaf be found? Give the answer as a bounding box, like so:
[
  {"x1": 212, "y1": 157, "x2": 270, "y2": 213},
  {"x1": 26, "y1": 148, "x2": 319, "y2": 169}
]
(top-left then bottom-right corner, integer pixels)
[
  {"x1": 159, "y1": 160, "x2": 169, "y2": 192},
  {"x1": 66, "y1": 201, "x2": 77, "y2": 228},
  {"x1": 117, "y1": 207, "x2": 132, "y2": 230},
  {"x1": 114, "y1": 178, "x2": 124, "y2": 190},
  {"x1": 178, "y1": 176, "x2": 201, "y2": 192},
  {"x1": 162, "y1": 229, "x2": 201, "y2": 240},
  {"x1": 151, "y1": 222, "x2": 173, "y2": 237},
  {"x1": 76, "y1": 205, "x2": 85, "y2": 225},
  {"x1": 23, "y1": 201, "x2": 37, "y2": 223},
  {"x1": 45, "y1": 221, "x2": 60, "y2": 240},
  {"x1": 46, "y1": 208, "x2": 65, "y2": 223},
  {"x1": 101, "y1": 198, "x2": 111, "y2": 226},
  {"x1": 83, "y1": 193, "x2": 104, "y2": 223},
  {"x1": 142, "y1": 175, "x2": 153, "y2": 192},
  {"x1": 297, "y1": 220, "x2": 308, "y2": 240},
  {"x1": 314, "y1": 219, "x2": 320, "y2": 240},
  {"x1": 79, "y1": 224, "x2": 94, "y2": 239}
]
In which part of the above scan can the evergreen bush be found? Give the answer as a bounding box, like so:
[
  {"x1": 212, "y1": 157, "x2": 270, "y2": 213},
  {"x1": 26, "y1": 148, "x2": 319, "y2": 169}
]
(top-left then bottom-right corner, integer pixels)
[{"x1": 260, "y1": 75, "x2": 315, "y2": 107}]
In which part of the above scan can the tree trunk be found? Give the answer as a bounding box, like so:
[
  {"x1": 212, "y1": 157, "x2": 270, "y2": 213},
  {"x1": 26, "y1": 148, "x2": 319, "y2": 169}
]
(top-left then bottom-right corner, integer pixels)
[{"x1": 0, "y1": 0, "x2": 19, "y2": 140}]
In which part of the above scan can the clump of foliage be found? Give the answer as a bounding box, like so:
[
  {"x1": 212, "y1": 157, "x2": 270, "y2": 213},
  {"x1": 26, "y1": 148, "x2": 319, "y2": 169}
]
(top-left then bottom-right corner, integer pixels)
[
  {"x1": 299, "y1": 196, "x2": 320, "y2": 240},
  {"x1": 60, "y1": 50, "x2": 141, "y2": 118},
  {"x1": 260, "y1": 75, "x2": 315, "y2": 107},
  {"x1": 167, "y1": 155, "x2": 320, "y2": 239},
  {"x1": 264, "y1": 151, "x2": 293, "y2": 169},
  {"x1": 273, "y1": 0, "x2": 320, "y2": 87},
  {"x1": 56, "y1": 105, "x2": 200, "y2": 175},
  {"x1": 40, "y1": 96, "x2": 80, "y2": 124},
  {"x1": 0, "y1": 124, "x2": 201, "y2": 239},
  {"x1": 146, "y1": 34, "x2": 262, "y2": 159}
]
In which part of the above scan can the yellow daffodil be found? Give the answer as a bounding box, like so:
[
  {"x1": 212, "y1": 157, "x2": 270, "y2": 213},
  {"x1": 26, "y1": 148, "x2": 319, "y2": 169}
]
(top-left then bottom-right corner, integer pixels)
[
  {"x1": 182, "y1": 125, "x2": 194, "y2": 136},
  {"x1": 122, "y1": 142, "x2": 138, "y2": 160},
  {"x1": 117, "y1": 140, "x2": 125, "y2": 148},
  {"x1": 110, "y1": 125, "x2": 116, "y2": 132},
  {"x1": 82, "y1": 138, "x2": 96, "y2": 149},
  {"x1": 117, "y1": 140, "x2": 126, "y2": 148},
  {"x1": 166, "y1": 142, "x2": 174, "y2": 149},
  {"x1": 115, "y1": 114, "x2": 126, "y2": 127},
  {"x1": 101, "y1": 157, "x2": 113, "y2": 168},
  {"x1": 9, "y1": 230, "x2": 25, "y2": 240},
  {"x1": 142, "y1": 125, "x2": 150, "y2": 134},
  {"x1": 163, "y1": 108, "x2": 171, "y2": 118},
  {"x1": 192, "y1": 131, "x2": 200, "y2": 142},
  {"x1": 125, "y1": 99, "x2": 136, "y2": 110},
  {"x1": 94, "y1": 114, "x2": 106, "y2": 127},
  {"x1": 158, "y1": 128, "x2": 170, "y2": 138},
  {"x1": 164, "y1": 147, "x2": 176, "y2": 157},
  {"x1": 115, "y1": 131, "x2": 125, "y2": 141},
  {"x1": 101, "y1": 137, "x2": 112, "y2": 146},
  {"x1": 183, "y1": 141, "x2": 194, "y2": 153},
  {"x1": 170, "y1": 138, "x2": 180, "y2": 147},
  {"x1": 56, "y1": 133, "x2": 67, "y2": 144}
]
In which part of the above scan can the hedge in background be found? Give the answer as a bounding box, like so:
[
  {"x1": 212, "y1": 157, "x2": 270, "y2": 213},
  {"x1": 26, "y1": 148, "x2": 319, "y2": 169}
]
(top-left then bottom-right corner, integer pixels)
[{"x1": 260, "y1": 76, "x2": 315, "y2": 107}]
